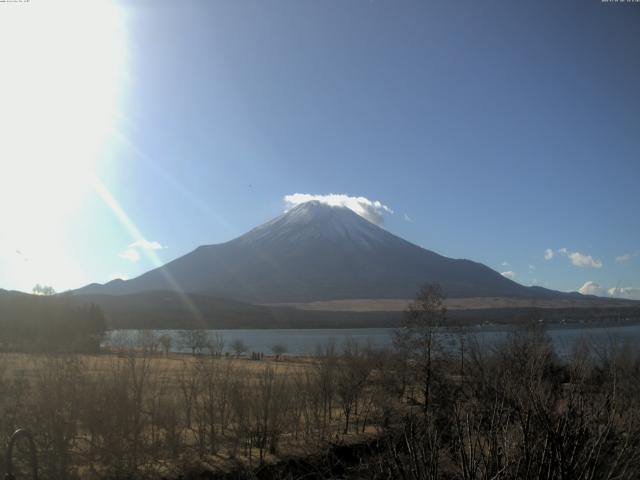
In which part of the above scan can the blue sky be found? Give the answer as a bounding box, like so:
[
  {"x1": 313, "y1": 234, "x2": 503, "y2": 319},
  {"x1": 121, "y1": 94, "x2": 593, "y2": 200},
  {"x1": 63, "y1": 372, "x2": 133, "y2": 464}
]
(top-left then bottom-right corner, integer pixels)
[{"x1": 0, "y1": 0, "x2": 638, "y2": 298}]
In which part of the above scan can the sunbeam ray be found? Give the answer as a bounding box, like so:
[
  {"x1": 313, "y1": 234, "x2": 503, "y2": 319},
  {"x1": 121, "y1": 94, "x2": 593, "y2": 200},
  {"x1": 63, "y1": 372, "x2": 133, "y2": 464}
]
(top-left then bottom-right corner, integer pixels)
[{"x1": 90, "y1": 175, "x2": 206, "y2": 326}]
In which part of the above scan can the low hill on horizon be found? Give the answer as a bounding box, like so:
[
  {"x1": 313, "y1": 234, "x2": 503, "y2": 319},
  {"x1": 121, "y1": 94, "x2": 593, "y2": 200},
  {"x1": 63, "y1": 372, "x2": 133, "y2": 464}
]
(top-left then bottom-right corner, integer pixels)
[
  {"x1": 3, "y1": 287, "x2": 639, "y2": 330},
  {"x1": 62, "y1": 290, "x2": 640, "y2": 329}
]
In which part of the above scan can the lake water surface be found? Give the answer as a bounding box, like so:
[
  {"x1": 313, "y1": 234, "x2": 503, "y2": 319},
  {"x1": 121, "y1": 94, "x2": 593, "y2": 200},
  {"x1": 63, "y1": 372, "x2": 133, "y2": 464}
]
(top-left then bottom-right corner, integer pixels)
[{"x1": 107, "y1": 324, "x2": 640, "y2": 357}]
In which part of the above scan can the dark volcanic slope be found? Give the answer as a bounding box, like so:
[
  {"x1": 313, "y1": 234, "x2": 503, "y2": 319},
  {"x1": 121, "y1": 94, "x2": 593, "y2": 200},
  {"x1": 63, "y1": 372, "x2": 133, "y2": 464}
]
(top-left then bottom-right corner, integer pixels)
[{"x1": 74, "y1": 201, "x2": 567, "y2": 303}]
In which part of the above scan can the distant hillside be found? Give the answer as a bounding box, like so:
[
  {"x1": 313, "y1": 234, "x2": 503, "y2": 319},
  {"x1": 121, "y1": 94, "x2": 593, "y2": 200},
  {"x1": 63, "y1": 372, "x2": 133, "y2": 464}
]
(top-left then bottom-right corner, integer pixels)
[
  {"x1": 71, "y1": 290, "x2": 640, "y2": 329},
  {"x1": 272, "y1": 295, "x2": 638, "y2": 312},
  {"x1": 0, "y1": 291, "x2": 106, "y2": 351},
  {"x1": 2, "y1": 288, "x2": 637, "y2": 331},
  {"x1": 74, "y1": 202, "x2": 579, "y2": 303},
  {"x1": 70, "y1": 290, "x2": 400, "y2": 329}
]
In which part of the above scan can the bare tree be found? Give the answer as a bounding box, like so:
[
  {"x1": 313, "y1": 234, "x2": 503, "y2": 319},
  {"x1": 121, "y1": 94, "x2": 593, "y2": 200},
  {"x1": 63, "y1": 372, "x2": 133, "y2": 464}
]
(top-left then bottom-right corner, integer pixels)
[
  {"x1": 251, "y1": 365, "x2": 289, "y2": 463},
  {"x1": 336, "y1": 339, "x2": 372, "y2": 434},
  {"x1": 158, "y1": 334, "x2": 172, "y2": 356},
  {"x1": 135, "y1": 329, "x2": 159, "y2": 355},
  {"x1": 206, "y1": 331, "x2": 226, "y2": 357},
  {"x1": 231, "y1": 338, "x2": 248, "y2": 358},
  {"x1": 395, "y1": 283, "x2": 447, "y2": 413},
  {"x1": 180, "y1": 329, "x2": 208, "y2": 356},
  {"x1": 313, "y1": 342, "x2": 338, "y2": 441}
]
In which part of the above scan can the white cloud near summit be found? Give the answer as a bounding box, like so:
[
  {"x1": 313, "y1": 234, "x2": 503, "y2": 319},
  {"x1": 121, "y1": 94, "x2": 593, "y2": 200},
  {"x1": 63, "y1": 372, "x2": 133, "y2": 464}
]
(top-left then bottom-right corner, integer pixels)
[
  {"x1": 501, "y1": 271, "x2": 515, "y2": 280},
  {"x1": 284, "y1": 193, "x2": 393, "y2": 226}
]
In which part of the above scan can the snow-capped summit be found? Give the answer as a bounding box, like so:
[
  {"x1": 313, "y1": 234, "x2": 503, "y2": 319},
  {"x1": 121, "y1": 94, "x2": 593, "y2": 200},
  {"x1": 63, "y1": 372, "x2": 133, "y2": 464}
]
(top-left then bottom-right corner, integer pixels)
[
  {"x1": 74, "y1": 201, "x2": 563, "y2": 302},
  {"x1": 239, "y1": 201, "x2": 390, "y2": 250}
]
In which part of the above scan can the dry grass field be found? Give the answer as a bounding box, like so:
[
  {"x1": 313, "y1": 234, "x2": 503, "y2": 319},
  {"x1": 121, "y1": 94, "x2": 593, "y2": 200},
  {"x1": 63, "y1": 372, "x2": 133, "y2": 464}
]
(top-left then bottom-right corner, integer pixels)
[
  {"x1": 0, "y1": 351, "x2": 312, "y2": 382},
  {"x1": 1, "y1": 320, "x2": 639, "y2": 480},
  {"x1": 0, "y1": 345, "x2": 388, "y2": 480}
]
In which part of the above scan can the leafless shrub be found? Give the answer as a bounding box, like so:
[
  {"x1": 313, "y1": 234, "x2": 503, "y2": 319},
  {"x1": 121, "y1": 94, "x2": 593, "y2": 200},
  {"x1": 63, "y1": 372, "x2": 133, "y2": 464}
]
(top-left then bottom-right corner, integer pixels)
[
  {"x1": 374, "y1": 318, "x2": 640, "y2": 480},
  {"x1": 335, "y1": 339, "x2": 374, "y2": 435}
]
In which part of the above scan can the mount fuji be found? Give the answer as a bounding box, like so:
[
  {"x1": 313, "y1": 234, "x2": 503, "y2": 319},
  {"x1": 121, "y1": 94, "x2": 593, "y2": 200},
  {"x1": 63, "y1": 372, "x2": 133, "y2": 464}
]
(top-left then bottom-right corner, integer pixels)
[{"x1": 75, "y1": 201, "x2": 565, "y2": 303}]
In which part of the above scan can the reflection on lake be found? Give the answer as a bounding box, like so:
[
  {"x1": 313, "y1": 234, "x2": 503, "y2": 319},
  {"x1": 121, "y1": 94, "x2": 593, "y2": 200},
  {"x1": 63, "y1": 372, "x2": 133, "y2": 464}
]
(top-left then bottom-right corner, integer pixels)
[{"x1": 106, "y1": 324, "x2": 640, "y2": 357}]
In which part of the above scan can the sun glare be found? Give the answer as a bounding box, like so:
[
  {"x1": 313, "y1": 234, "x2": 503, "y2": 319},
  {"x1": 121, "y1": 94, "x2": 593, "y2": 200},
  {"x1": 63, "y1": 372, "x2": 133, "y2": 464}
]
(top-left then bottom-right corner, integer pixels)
[{"x1": 0, "y1": 0, "x2": 126, "y2": 291}]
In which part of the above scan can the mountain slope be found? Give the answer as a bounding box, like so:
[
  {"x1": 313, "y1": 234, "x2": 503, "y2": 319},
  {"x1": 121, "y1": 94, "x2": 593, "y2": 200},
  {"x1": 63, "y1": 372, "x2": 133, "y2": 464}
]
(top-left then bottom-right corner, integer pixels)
[{"x1": 75, "y1": 201, "x2": 566, "y2": 302}]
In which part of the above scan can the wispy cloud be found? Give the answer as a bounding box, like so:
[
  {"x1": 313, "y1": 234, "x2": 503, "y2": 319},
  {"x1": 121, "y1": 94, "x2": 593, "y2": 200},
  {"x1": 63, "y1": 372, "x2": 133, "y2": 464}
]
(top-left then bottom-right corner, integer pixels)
[
  {"x1": 284, "y1": 193, "x2": 393, "y2": 226},
  {"x1": 615, "y1": 252, "x2": 638, "y2": 264},
  {"x1": 544, "y1": 248, "x2": 554, "y2": 260},
  {"x1": 129, "y1": 239, "x2": 164, "y2": 251},
  {"x1": 119, "y1": 249, "x2": 141, "y2": 262},
  {"x1": 501, "y1": 271, "x2": 515, "y2": 280},
  {"x1": 119, "y1": 239, "x2": 166, "y2": 262},
  {"x1": 403, "y1": 213, "x2": 412, "y2": 222},
  {"x1": 501, "y1": 261, "x2": 511, "y2": 267},
  {"x1": 578, "y1": 281, "x2": 604, "y2": 296}
]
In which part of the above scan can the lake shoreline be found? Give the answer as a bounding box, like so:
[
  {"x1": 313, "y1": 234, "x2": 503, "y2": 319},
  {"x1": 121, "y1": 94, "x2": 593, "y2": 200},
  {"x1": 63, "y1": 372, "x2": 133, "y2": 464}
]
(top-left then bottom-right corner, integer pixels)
[{"x1": 105, "y1": 323, "x2": 640, "y2": 357}]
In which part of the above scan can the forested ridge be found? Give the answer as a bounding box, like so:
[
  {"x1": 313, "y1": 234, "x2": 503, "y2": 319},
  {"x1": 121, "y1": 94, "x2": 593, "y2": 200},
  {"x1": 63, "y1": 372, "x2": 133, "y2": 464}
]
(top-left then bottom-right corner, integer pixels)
[{"x1": 0, "y1": 293, "x2": 106, "y2": 352}]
